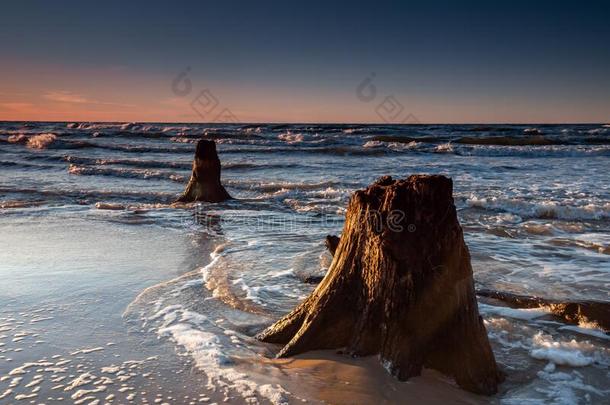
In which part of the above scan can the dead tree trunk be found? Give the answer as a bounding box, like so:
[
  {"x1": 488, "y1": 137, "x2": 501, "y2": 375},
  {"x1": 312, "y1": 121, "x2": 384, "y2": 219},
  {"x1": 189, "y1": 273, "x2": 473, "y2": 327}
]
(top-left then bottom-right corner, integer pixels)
[
  {"x1": 176, "y1": 140, "x2": 231, "y2": 203},
  {"x1": 324, "y1": 235, "x2": 340, "y2": 256},
  {"x1": 477, "y1": 289, "x2": 610, "y2": 331},
  {"x1": 258, "y1": 175, "x2": 502, "y2": 395},
  {"x1": 324, "y1": 242, "x2": 610, "y2": 331}
]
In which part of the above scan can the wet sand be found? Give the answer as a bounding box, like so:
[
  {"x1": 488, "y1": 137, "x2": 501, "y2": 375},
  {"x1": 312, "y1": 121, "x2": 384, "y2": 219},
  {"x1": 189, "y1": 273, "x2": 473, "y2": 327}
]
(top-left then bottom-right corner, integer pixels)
[{"x1": 273, "y1": 351, "x2": 488, "y2": 404}]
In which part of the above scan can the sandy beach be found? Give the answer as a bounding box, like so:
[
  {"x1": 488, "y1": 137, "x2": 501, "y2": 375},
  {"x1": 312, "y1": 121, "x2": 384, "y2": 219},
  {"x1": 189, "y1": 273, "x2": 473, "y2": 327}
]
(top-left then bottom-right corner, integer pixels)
[{"x1": 0, "y1": 122, "x2": 608, "y2": 404}]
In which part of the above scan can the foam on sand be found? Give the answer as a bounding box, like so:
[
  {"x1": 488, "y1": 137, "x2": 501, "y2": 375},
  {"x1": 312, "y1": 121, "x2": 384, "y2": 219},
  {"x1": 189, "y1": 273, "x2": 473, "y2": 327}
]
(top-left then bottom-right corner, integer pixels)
[{"x1": 154, "y1": 305, "x2": 290, "y2": 405}]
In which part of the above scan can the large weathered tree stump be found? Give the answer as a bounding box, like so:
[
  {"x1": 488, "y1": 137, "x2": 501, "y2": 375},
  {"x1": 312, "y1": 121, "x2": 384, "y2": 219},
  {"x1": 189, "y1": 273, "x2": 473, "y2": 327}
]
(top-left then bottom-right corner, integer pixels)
[
  {"x1": 176, "y1": 139, "x2": 231, "y2": 203},
  {"x1": 257, "y1": 175, "x2": 502, "y2": 395}
]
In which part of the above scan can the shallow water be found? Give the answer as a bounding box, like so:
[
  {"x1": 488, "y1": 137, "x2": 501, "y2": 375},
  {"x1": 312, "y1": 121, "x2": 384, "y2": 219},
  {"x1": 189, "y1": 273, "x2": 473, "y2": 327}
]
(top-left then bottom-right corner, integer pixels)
[{"x1": 0, "y1": 122, "x2": 609, "y2": 404}]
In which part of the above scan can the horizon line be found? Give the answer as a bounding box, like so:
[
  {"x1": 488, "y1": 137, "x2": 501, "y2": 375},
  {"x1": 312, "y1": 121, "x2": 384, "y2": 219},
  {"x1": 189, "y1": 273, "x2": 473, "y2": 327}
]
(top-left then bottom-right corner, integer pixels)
[{"x1": 0, "y1": 120, "x2": 607, "y2": 126}]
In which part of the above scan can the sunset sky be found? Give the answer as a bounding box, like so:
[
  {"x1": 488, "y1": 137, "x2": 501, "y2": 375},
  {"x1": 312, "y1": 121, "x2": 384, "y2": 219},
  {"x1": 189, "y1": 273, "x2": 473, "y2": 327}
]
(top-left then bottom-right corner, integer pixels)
[{"x1": 1, "y1": 1, "x2": 609, "y2": 123}]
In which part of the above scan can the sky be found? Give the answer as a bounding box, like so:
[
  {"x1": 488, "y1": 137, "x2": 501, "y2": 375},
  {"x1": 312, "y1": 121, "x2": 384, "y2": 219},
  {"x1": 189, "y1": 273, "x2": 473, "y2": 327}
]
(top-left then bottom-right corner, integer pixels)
[{"x1": 1, "y1": 0, "x2": 609, "y2": 123}]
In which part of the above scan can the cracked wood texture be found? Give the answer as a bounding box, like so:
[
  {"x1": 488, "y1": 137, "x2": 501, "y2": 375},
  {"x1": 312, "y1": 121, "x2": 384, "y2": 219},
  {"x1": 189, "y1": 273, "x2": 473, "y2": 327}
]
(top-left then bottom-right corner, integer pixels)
[
  {"x1": 176, "y1": 139, "x2": 231, "y2": 203},
  {"x1": 257, "y1": 174, "x2": 502, "y2": 395}
]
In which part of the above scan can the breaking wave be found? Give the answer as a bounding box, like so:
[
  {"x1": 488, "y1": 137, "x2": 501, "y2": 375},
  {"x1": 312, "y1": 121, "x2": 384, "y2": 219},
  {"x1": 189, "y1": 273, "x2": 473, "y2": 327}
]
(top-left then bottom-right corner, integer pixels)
[
  {"x1": 68, "y1": 164, "x2": 186, "y2": 182},
  {"x1": 466, "y1": 196, "x2": 610, "y2": 221}
]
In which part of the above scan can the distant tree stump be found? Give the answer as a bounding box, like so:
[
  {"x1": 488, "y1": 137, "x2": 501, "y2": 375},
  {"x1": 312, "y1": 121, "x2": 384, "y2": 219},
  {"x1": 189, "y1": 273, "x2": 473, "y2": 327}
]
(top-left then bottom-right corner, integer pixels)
[
  {"x1": 324, "y1": 235, "x2": 340, "y2": 256},
  {"x1": 258, "y1": 175, "x2": 502, "y2": 395},
  {"x1": 176, "y1": 140, "x2": 231, "y2": 203}
]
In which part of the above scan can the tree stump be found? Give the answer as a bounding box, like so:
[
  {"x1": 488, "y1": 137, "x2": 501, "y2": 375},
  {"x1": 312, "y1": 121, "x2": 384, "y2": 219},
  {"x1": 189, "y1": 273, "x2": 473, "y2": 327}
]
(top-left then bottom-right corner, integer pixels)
[
  {"x1": 324, "y1": 235, "x2": 340, "y2": 256},
  {"x1": 257, "y1": 175, "x2": 502, "y2": 395},
  {"x1": 175, "y1": 140, "x2": 231, "y2": 203}
]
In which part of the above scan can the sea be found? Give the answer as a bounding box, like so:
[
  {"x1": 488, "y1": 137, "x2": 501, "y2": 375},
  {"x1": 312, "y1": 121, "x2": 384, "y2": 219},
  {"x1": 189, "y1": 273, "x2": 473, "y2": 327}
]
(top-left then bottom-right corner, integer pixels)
[{"x1": 0, "y1": 122, "x2": 609, "y2": 404}]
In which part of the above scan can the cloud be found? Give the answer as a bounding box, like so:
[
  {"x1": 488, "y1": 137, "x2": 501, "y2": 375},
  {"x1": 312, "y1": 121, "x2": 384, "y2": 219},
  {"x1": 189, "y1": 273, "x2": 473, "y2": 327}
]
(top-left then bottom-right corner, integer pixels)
[
  {"x1": 43, "y1": 90, "x2": 135, "y2": 108},
  {"x1": 43, "y1": 91, "x2": 90, "y2": 103}
]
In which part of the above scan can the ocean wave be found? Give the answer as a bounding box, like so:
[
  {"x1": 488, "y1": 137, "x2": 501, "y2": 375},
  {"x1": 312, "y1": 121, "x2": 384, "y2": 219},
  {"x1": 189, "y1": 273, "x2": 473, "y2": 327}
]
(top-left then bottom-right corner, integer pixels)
[
  {"x1": 67, "y1": 122, "x2": 181, "y2": 138},
  {"x1": 371, "y1": 135, "x2": 445, "y2": 144},
  {"x1": 371, "y1": 133, "x2": 610, "y2": 147},
  {"x1": 389, "y1": 141, "x2": 422, "y2": 151},
  {"x1": 91, "y1": 143, "x2": 193, "y2": 154},
  {"x1": 454, "y1": 126, "x2": 515, "y2": 133},
  {"x1": 549, "y1": 234, "x2": 610, "y2": 255},
  {"x1": 283, "y1": 197, "x2": 347, "y2": 215},
  {"x1": 359, "y1": 135, "x2": 610, "y2": 157},
  {"x1": 586, "y1": 127, "x2": 609, "y2": 135},
  {"x1": 1, "y1": 133, "x2": 119, "y2": 150},
  {"x1": 457, "y1": 135, "x2": 557, "y2": 146},
  {"x1": 454, "y1": 144, "x2": 610, "y2": 158},
  {"x1": 0, "y1": 200, "x2": 44, "y2": 209},
  {"x1": 363, "y1": 140, "x2": 421, "y2": 151},
  {"x1": 225, "y1": 179, "x2": 351, "y2": 194},
  {"x1": 94, "y1": 201, "x2": 171, "y2": 211},
  {"x1": 277, "y1": 132, "x2": 304, "y2": 143},
  {"x1": 28, "y1": 133, "x2": 58, "y2": 149},
  {"x1": 338, "y1": 126, "x2": 409, "y2": 136},
  {"x1": 64, "y1": 155, "x2": 192, "y2": 170},
  {"x1": 170, "y1": 136, "x2": 197, "y2": 144},
  {"x1": 362, "y1": 140, "x2": 384, "y2": 148},
  {"x1": 62, "y1": 156, "x2": 301, "y2": 172},
  {"x1": 523, "y1": 127, "x2": 543, "y2": 135},
  {"x1": 4, "y1": 133, "x2": 58, "y2": 149},
  {"x1": 68, "y1": 164, "x2": 186, "y2": 182},
  {"x1": 434, "y1": 142, "x2": 454, "y2": 153},
  {"x1": 0, "y1": 186, "x2": 176, "y2": 206},
  {"x1": 67, "y1": 122, "x2": 118, "y2": 130},
  {"x1": 466, "y1": 195, "x2": 610, "y2": 221},
  {"x1": 223, "y1": 145, "x2": 389, "y2": 156},
  {"x1": 0, "y1": 159, "x2": 59, "y2": 170},
  {"x1": 7, "y1": 134, "x2": 28, "y2": 144},
  {"x1": 223, "y1": 162, "x2": 302, "y2": 170}
]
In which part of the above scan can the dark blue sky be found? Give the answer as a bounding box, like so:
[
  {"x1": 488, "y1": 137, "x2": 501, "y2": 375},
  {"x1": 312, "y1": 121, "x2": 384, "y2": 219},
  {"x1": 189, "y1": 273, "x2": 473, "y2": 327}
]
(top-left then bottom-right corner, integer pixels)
[{"x1": 1, "y1": 0, "x2": 609, "y2": 122}]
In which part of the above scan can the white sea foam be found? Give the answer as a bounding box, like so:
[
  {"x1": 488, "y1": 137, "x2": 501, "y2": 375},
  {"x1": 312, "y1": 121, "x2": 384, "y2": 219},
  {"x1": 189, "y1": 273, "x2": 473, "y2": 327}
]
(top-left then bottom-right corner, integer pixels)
[
  {"x1": 434, "y1": 142, "x2": 454, "y2": 153},
  {"x1": 26, "y1": 133, "x2": 57, "y2": 149},
  {"x1": 466, "y1": 195, "x2": 610, "y2": 220},
  {"x1": 479, "y1": 303, "x2": 550, "y2": 320},
  {"x1": 586, "y1": 127, "x2": 608, "y2": 134},
  {"x1": 363, "y1": 140, "x2": 384, "y2": 148},
  {"x1": 529, "y1": 332, "x2": 609, "y2": 367},
  {"x1": 120, "y1": 122, "x2": 138, "y2": 131},
  {"x1": 94, "y1": 202, "x2": 126, "y2": 210},
  {"x1": 388, "y1": 140, "x2": 420, "y2": 150},
  {"x1": 7, "y1": 134, "x2": 27, "y2": 144},
  {"x1": 278, "y1": 132, "x2": 304, "y2": 143},
  {"x1": 153, "y1": 305, "x2": 289, "y2": 404},
  {"x1": 158, "y1": 321, "x2": 233, "y2": 367},
  {"x1": 68, "y1": 164, "x2": 186, "y2": 182}
]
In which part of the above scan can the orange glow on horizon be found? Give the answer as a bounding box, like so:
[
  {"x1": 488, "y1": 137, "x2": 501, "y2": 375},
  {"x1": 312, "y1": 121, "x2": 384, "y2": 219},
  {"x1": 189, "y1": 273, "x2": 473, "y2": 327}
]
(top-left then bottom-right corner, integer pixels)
[{"x1": 1, "y1": 60, "x2": 608, "y2": 124}]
